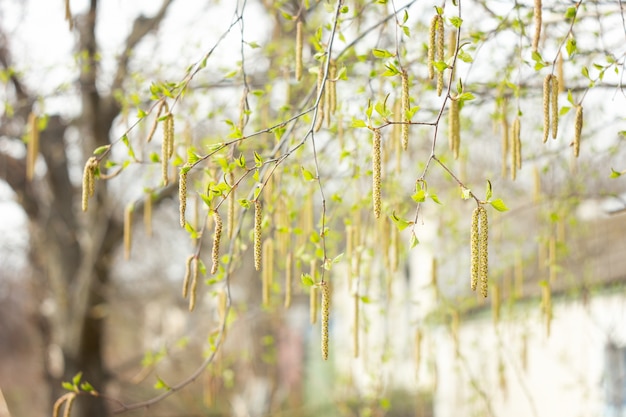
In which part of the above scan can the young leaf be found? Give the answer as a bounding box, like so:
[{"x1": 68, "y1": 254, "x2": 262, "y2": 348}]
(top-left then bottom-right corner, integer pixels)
[
  {"x1": 490, "y1": 198, "x2": 509, "y2": 212},
  {"x1": 410, "y1": 234, "x2": 419, "y2": 248},
  {"x1": 301, "y1": 166, "x2": 316, "y2": 181},
  {"x1": 301, "y1": 273, "x2": 314, "y2": 287},
  {"x1": 485, "y1": 180, "x2": 493, "y2": 201},
  {"x1": 391, "y1": 211, "x2": 413, "y2": 231}
]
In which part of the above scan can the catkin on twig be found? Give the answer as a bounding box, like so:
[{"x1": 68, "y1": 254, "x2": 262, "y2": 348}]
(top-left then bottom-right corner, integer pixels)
[
  {"x1": 81, "y1": 156, "x2": 98, "y2": 212},
  {"x1": 182, "y1": 255, "x2": 194, "y2": 298},
  {"x1": 501, "y1": 111, "x2": 509, "y2": 179},
  {"x1": 295, "y1": 20, "x2": 303, "y2": 81},
  {"x1": 314, "y1": 62, "x2": 325, "y2": 132},
  {"x1": 372, "y1": 129, "x2": 382, "y2": 218},
  {"x1": 26, "y1": 112, "x2": 39, "y2": 181},
  {"x1": 179, "y1": 169, "x2": 188, "y2": 228},
  {"x1": 449, "y1": 98, "x2": 460, "y2": 159},
  {"x1": 533, "y1": 0, "x2": 542, "y2": 52},
  {"x1": 146, "y1": 100, "x2": 165, "y2": 143},
  {"x1": 189, "y1": 256, "x2": 199, "y2": 312},
  {"x1": 428, "y1": 15, "x2": 437, "y2": 80},
  {"x1": 285, "y1": 252, "x2": 293, "y2": 308},
  {"x1": 574, "y1": 105, "x2": 583, "y2": 157},
  {"x1": 329, "y1": 61, "x2": 337, "y2": 115},
  {"x1": 542, "y1": 75, "x2": 551, "y2": 143},
  {"x1": 400, "y1": 70, "x2": 410, "y2": 150},
  {"x1": 478, "y1": 206, "x2": 489, "y2": 297},
  {"x1": 470, "y1": 207, "x2": 480, "y2": 291},
  {"x1": 551, "y1": 76, "x2": 559, "y2": 139},
  {"x1": 211, "y1": 211, "x2": 222, "y2": 274},
  {"x1": 436, "y1": 15, "x2": 445, "y2": 96},
  {"x1": 470, "y1": 206, "x2": 489, "y2": 296},
  {"x1": 320, "y1": 280, "x2": 330, "y2": 360},
  {"x1": 254, "y1": 200, "x2": 262, "y2": 271},
  {"x1": 124, "y1": 204, "x2": 133, "y2": 260}
]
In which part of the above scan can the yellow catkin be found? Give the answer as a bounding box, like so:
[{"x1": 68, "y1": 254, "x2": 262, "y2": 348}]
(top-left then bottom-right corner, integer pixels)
[
  {"x1": 372, "y1": 129, "x2": 382, "y2": 219},
  {"x1": 428, "y1": 15, "x2": 437, "y2": 80},
  {"x1": 62, "y1": 393, "x2": 76, "y2": 417},
  {"x1": 448, "y1": 29, "x2": 457, "y2": 80},
  {"x1": 144, "y1": 191, "x2": 153, "y2": 236},
  {"x1": 470, "y1": 207, "x2": 480, "y2": 291},
  {"x1": 285, "y1": 252, "x2": 293, "y2": 308},
  {"x1": 254, "y1": 200, "x2": 262, "y2": 271},
  {"x1": 166, "y1": 113, "x2": 175, "y2": 158},
  {"x1": 548, "y1": 235, "x2": 556, "y2": 283},
  {"x1": 574, "y1": 105, "x2": 583, "y2": 157},
  {"x1": 542, "y1": 282, "x2": 552, "y2": 337},
  {"x1": 353, "y1": 282, "x2": 359, "y2": 358},
  {"x1": 533, "y1": 166, "x2": 541, "y2": 202},
  {"x1": 320, "y1": 280, "x2": 330, "y2": 360},
  {"x1": 146, "y1": 101, "x2": 165, "y2": 143},
  {"x1": 179, "y1": 169, "x2": 188, "y2": 228},
  {"x1": 295, "y1": 20, "x2": 303, "y2": 81},
  {"x1": 533, "y1": 0, "x2": 542, "y2": 52},
  {"x1": 26, "y1": 112, "x2": 39, "y2": 181},
  {"x1": 501, "y1": 111, "x2": 509, "y2": 179},
  {"x1": 415, "y1": 328, "x2": 422, "y2": 374},
  {"x1": 314, "y1": 62, "x2": 325, "y2": 132},
  {"x1": 189, "y1": 256, "x2": 199, "y2": 312},
  {"x1": 551, "y1": 75, "x2": 559, "y2": 139},
  {"x1": 124, "y1": 204, "x2": 133, "y2": 260},
  {"x1": 436, "y1": 15, "x2": 445, "y2": 96},
  {"x1": 81, "y1": 156, "x2": 97, "y2": 212},
  {"x1": 492, "y1": 283, "x2": 500, "y2": 325},
  {"x1": 262, "y1": 238, "x2": 274, "y2": 306},
  {"x1": 161, "y1": 117, "x2": 171, "y2": 186},
  {"x1": 329, "y1": 61, "x2": 337, "y2": 115},
  {"x1": 514, "y1": 117, "x2": 522, "y2": 170},
  {"x1": 542, "y1": 74, "x2": 551, "y2": 143},
  {"x1": 182, "y1": 254, "x2": 194, "y2": 298},
  {"x1": 400, "y1": 70, "x2": 410, "y2": 150},
  {"x1": 227, "y1": 172, "x2": 235, "y2": 239},
  {"x1": 211, "y1": 211, "x2": 223, "y2": 274},
  {"x1": 449, "y1": 98, "x2": 460, "y2": 159},
  {"x1": 64, "y1": 0, "x2": 73, "y2": 29},
  {"x1": 478, "y1": 206, "x2": 489, "y2": 298}
]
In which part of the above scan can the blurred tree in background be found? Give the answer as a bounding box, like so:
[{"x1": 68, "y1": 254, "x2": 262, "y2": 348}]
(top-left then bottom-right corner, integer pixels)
[{"x1": 0, "y1": 1, "x2": 625, "y2": 416}]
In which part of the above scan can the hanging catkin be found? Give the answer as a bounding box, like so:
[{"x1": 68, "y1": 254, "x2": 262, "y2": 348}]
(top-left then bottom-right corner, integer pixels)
[
  {"x1": 400, "y1": 70, "x2": 410, "y2": 150},
  {"x1": 574, "y1": 105, "x2": 583, "y2": 157},
  {"x1": 254, "y1": 200, "x2": 262, "y2": 271},
  {"x1": 295, "y1": 19, "x2": 303, "y2": 81},
  {"x1": 320, "y1": 280, "x2": 330, "y2": 360},
  {"x1": 372, "y1": 129, "x2": 382, "y2": 218},
  {"x1": 542, "y1": 74, "x2": 551, "y2": 143},
  {"x1": 211, "y1": 211, "x2": 222, "y2": 274},
  {"x1": 436, "y1": 15, "x2": 445, "y2": 96},
  {"x1": 533, "y1": 0, "x2": 542, "y2": 52}
]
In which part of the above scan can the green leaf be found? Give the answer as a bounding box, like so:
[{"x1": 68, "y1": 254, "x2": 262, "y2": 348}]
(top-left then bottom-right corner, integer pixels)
[
  {"x1": 449, "y1": 16, "x2": 463, "y2": 28},
  {"x1": 121, "y1": 134, "x2": 136, "y2": 160},
  {"x1": 93, "y1": 145, "x2": 110, "y2": 155},
  {"x1": 581, "y1": 66, "x2": 589, "y2": 79},
  {"x1": 610, "y1": 168, "x2": 622, "y2": 178},
  {"x1": 410, "y1": 234, "x2": 419, "y2": 248},
  {"x1": 433, "y1": 61, "x2": 449, "y2": 72},
  {"x1": 430, "y1": 193, "x2": 442, "y2": 204},
  {"x1": 382, "y1": 63, "x2": 400, "y2": 77},
  {"x1": 301, "y1": 273, "x2": 314, "y2": 287},
  {"x1": 238, "y1": 198, "x2": 250, "y2": 208},
  {"x1": 485, "y1": 180, "x2": 493, "y2": 201},
  {"x1": 566, "y1": 38, "x2": 577, "y2": 57},
  {"x1": 360, "y1": 296, "x2": 371, "y2": 304},
  {"x1": 72, "y1": 372, "x2": 83, "y2": 386},
  {"x1": 372, "y1": 48, "x2": 394, "y2": 58},
  {"x1": 460, "y1": 187, "x2": 471, "y2": 200},
  {"x1": 559, "y1": 106, "x2": 571, "y2": 116},
  {"x1": 565, "y1": 6, "x2": 577, "y2": 19},
  {"x1": 411, "y1": 189, "x2": 426, "y2": 203},
  {"x1": 301, "y1": 166, "x2": 316, "y2": 181},
  {"x1": 187, "y1": 149, "x2": 200, "y2": 165},
  {"x1": 136, "y1": 108, "x2": 146, "y2": 119},
  {"x1": 457, "y1": 49, "x2": 473, "y2": 63},
  {"x1": 154, "y1": 376, "x2": 171, "y2": 391},
  {"x1": 391, "y1": 211, "x2": 413, "y2": 231},
  {"x1": 351, "y1": 118, "x2": 367, "y2": 128},
  {"x1": 237, "y1": 153, "x2": 246, "y2": 168},
  {"x1": 253, "y1": 151, "x2": 263, "y2": 167},
  {"x1": 458, "y1": 92, "x2": 475, "y2": 102},
  {"x1": 62, "y1": 382, "x2": 75, "y2": 391},
  {"x1": 80, "y1": 382, "x2": 95, "y2": 392},
  {"x1": 490, "y1": 198, "x2": 509, "y2": 212}
]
